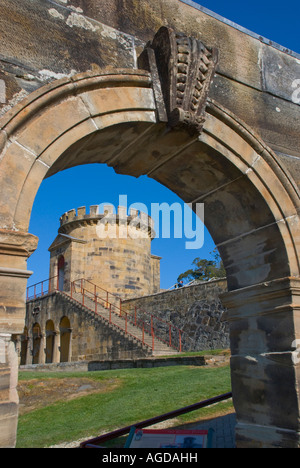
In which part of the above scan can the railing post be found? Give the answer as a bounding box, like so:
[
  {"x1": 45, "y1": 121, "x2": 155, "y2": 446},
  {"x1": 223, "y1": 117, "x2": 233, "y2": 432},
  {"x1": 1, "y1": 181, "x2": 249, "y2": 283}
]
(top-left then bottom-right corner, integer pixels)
[
  {"x1": 142, "y1": 324, "x2": 145, "y2": 345},
  {"x1": 94, "y1": 285, "x2": 97, "y2": 314},
  {"x1": 82, "y1": 289, "x2": 85, "y2": 307},
  {"x1": 134, "y1": 306, "x2": 137, "y2": 326},
  {"x1": 106, "y1": 291, "x2": 108, "y2": 309},
  {"x1": 125, "y1": 314, "x2": 127, "y2": 335},
  {"x1": 150, "y1": 316, "x2": 155, "y2": 352},
  {"x1": 109, "y1": 304, "x2": 112, "y2": 324},
  {"x1": 119, "y1": 298, "x2": 122, "y2": 316},
  {"x1": 70, "y1": 282, "x2": 73, "y2": 299}
]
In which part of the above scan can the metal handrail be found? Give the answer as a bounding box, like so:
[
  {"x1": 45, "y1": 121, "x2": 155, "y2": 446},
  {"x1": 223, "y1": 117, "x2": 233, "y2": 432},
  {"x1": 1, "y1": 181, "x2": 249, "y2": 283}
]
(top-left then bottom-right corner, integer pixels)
[
  {"x1": 74, "y1": 285, "x2": 163, "y2": 352},
  {"x1": 26, "y1": 275, "x2": 59, "y2": 300},
  {"x1": 67, "y1": 287, "x2": 153, "y2": 352},
  {"x1": 26, "y1": 277, "x2": 182, "y2": 353},
  {"x1": 26, "y1": 277, "x2": 154, "y2": 351},
  {"x1": 73, "y1": 278, "x2": 183, "y2": 352},
  {"x1": 123, "y1": 303, "x2": 183, "y2": 349},
  {"x1": 80, "y1": 391, "x2": 233, "y2": 448}
]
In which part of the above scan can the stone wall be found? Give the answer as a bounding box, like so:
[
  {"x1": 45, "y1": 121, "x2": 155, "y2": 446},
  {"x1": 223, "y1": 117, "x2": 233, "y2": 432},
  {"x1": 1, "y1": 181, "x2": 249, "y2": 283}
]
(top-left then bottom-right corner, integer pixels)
[
  {"x1": 0, "y1": 334, "x2": 19, "y2": 447},
  {"x1": 24, "y1": 292, "x2": 151, "y2": 364},
  {"x1": 22, "y1": 280, "x2": 229, "y2": 367},
  {"x1": 1, "y1": 0, "x2": 299, "y2": 174},
  {"x1": 122, "y1": 278, "x2": 229, "y2": 351}
]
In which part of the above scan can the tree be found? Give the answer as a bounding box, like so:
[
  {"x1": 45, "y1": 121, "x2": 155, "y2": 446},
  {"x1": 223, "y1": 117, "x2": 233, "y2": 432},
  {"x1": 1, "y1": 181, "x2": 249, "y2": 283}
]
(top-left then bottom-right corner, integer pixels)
[{"x1": 177, "y1": 250, "x2": 226, "y2": 283}]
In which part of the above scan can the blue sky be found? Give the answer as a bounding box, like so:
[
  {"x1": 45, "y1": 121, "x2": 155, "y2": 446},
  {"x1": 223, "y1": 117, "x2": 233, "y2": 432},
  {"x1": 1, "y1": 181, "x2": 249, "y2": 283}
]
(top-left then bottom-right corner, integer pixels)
[
  {"x1": 27, "y1": 0, "x2": 300, "y2": 290},
  {"x1": 188, "y1": 0, "x2": 300, "y2": 54}
]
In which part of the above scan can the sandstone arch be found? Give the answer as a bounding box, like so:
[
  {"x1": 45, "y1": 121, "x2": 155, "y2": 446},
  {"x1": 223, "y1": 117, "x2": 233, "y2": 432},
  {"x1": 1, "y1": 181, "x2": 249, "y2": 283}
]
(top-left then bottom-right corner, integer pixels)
[{"x1": 0, "y1": 68, "x2": 299, "y2": 448}]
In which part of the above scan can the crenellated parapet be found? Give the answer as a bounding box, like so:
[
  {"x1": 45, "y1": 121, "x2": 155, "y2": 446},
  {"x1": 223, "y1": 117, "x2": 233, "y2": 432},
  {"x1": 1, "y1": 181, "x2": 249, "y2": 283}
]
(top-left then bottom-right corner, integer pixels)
[
  {"x1": 59, "y1": 205, "x2": 155, "y2": 238},
  {"x1": 49, "y1": 203, "x2": 161, "y2": 300}
]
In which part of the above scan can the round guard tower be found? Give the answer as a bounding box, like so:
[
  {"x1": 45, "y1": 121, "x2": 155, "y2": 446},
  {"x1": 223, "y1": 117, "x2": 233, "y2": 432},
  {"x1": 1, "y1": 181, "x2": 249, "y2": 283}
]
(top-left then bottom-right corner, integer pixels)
[{"x1": 48, "y1": 205, "x2": 161, "y2": 299}]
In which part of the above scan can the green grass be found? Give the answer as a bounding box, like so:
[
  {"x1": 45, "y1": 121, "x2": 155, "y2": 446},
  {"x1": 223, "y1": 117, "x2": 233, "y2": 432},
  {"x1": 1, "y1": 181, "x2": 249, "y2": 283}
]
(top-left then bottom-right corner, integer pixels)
[{"x1": 16, "y1": 365, "x2": 232, "y2": 448}]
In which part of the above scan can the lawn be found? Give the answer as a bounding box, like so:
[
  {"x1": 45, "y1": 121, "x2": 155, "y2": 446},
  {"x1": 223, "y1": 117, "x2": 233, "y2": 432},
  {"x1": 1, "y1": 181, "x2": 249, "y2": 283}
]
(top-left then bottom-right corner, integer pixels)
[{"x1": 16, "y1": 364, "x2": 232, "y2": 448}]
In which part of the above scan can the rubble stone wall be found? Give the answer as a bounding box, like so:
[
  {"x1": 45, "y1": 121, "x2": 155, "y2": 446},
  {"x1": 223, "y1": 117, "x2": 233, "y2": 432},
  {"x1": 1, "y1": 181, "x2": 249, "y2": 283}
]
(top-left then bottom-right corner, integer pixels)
[{"x1": 123, "y1": 278, "x2": 229, "y2": 351}]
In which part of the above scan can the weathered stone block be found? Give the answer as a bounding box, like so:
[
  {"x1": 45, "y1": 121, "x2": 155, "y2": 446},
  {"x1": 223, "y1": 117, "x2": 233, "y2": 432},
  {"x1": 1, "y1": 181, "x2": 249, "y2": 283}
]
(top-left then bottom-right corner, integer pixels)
[{"x1": 231, "y1": 354, "x2": 299, "y2": 430}]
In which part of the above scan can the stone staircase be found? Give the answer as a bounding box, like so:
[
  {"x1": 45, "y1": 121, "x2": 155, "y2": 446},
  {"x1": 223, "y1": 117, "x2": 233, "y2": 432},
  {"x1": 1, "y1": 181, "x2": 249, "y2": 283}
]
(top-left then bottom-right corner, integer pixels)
[{"x1": 60, "y1": 289, "x2": 179, "y2": 357}]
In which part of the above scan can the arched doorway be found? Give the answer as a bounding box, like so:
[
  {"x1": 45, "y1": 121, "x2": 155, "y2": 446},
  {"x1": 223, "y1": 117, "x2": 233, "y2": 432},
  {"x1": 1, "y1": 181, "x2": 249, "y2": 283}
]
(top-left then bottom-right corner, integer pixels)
[
  {"x1": 59, "y1": 316, "x2": 71, "y2": 363},
  {"x1": 0, "y1": 60, "x2": 299, "y2": 447}
]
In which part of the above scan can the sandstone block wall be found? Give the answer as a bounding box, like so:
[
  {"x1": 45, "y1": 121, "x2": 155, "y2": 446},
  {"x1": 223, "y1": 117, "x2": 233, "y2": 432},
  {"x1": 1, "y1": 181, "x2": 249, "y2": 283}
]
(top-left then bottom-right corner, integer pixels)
[
  {"x1": 24, "y1": 292, "x2": 151, "y2": 364},
  {"x1": 0, "y1": 334, "x2": 19, "y2": 447},
  {"x1": 22, "y1": 279, "x2": 229, "y2": 367},
  {"x1": 49, "y1": 205, "x2": 160, "y2": 298},
  {"x1": 0, "y1": 0, "x2": 299, "y2": 178}
]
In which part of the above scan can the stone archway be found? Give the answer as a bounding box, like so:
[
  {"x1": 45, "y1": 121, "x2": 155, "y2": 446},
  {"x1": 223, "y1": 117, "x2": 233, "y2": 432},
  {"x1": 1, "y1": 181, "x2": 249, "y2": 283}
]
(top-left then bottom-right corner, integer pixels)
[{"x1": 0, "y1": 28, "x2": 299, "y2": 448}]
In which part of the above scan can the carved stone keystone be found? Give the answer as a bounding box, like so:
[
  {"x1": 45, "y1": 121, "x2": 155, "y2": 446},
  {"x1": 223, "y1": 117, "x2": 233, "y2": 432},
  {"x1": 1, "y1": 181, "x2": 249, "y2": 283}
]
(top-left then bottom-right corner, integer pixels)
[{"x1": 138, "y1": 26, "x2": 219, "y2": 134}]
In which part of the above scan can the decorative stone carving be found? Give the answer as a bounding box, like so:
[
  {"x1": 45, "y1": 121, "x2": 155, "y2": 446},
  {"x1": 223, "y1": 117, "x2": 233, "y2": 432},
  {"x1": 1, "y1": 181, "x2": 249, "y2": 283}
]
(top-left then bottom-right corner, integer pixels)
[{"x1": 138, "y1": 26, "x2": 219, "y2": 134}]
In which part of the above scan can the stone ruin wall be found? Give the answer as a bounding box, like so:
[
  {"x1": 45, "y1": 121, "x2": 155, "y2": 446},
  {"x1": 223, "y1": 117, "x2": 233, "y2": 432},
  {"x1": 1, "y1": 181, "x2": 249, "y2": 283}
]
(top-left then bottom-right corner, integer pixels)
[{"x1": 123, "y1": 278, "x2": 229, "y2": 351}]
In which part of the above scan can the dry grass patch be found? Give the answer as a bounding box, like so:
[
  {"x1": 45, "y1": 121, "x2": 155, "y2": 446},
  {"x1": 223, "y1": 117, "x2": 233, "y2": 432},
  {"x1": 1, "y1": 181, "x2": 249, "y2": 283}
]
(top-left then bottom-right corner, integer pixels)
[{"x1": 18, "y1": 377, "x2": 120, "y2": 415}]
